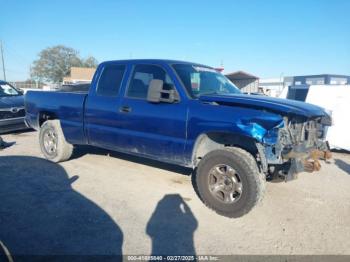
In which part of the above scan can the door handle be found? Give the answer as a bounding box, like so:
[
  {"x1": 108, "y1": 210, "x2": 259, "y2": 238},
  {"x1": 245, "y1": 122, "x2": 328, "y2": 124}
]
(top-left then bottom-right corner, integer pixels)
[{"x1": 119, "y1": 106, "x2": 132, "y2": 113}]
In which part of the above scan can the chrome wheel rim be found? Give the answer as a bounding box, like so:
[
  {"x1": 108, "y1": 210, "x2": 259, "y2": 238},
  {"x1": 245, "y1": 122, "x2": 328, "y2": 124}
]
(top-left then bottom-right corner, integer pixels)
[
  {"x1": 43, "y1": 128, "x2": 58, "y2": 156},
  {"x1": 208, "y1": 164, "x2": 243, "y2": 204}
]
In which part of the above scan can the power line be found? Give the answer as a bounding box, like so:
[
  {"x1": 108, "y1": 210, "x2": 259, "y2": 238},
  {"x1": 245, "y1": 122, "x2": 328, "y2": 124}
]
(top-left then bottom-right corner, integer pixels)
[
  {"x1": 0, "y1": 67, "x2": 28, "y2": 74},
  {"x1": 1, "y1": 42, "x2": 32, "y2": 79},
  {"x1": 0, "y1": 41, "x2": 31, "y2": 80},
  {"x1": 2, "y1": 42, "x2": 33, "y2": 64}
]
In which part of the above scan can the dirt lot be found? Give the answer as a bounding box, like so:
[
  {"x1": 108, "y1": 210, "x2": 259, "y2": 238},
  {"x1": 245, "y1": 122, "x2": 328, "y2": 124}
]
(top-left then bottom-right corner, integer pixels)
[{"x1": 1, "y1": 130, "x2": 350, "y2": 256}]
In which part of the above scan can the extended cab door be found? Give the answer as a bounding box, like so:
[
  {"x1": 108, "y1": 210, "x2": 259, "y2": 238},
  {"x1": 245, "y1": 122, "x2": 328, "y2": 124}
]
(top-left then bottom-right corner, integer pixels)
[
  {"x1": 118, "y1": 63, "x2": 188, "y2": 164},
  {"x1": 84, "y1": 63, "x2": 128, "y2": 149}
]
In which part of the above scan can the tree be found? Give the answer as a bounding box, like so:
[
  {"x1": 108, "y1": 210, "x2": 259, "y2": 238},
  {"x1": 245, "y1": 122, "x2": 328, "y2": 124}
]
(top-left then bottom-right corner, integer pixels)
[
  {"x1": 82, "y1": 56, "x2": 98, "y2": 68},
  {"x1": 31, "y1": 45, "x2": 98, "y2": 83}
]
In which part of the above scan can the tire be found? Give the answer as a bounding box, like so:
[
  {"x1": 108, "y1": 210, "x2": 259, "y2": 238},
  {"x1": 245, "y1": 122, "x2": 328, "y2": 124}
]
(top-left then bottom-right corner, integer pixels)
[
  {"x1": 194, "y1": 147, "x2": 265, "y2": 218},
  {"x1": 39, "y1": 120, "x2": 73, "y2": 162}
]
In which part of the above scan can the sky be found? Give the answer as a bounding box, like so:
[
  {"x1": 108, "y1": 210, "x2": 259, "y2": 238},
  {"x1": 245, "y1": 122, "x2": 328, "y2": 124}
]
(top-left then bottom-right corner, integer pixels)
[{"x1": 0, "y1": 0, "x2": 349, "y2": 81}]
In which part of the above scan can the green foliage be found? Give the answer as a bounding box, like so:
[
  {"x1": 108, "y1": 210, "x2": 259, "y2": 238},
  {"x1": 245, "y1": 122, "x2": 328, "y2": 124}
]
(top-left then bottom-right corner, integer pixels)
[
  {"x1": 30, "y1": 45, "x2": 98, "y2": 83},
  {"x1": 82, "y1": 56, "x2": 99, "y2": 68}
]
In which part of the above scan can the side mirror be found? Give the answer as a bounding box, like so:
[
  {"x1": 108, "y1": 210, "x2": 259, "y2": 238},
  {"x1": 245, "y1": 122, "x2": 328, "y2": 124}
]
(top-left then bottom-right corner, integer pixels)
[{"x1": 147, "y1": 79, "x2": 178, "y2": 103}]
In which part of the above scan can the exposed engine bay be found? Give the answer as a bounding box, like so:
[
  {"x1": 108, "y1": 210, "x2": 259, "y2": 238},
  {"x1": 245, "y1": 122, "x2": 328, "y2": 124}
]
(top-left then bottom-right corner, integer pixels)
[{"x1": 258, "y1": 114, "x2": 332, "y2": 181}]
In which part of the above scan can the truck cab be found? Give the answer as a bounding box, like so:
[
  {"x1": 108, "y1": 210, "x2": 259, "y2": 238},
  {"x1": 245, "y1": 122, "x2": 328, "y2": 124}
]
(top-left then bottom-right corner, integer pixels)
[{"x1": 84, "y1": 61, "x2": 188, "y2": 164}]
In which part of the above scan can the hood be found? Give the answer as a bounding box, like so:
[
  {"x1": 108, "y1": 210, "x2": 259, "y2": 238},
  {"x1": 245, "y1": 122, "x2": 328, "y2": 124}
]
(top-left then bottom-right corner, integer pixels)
[
  {"x1": 0, "y1": 95, "x2": 24, "y2": 109},
  {"x1": 199, "y1": 93, "x2": 327, "y2": 118}
]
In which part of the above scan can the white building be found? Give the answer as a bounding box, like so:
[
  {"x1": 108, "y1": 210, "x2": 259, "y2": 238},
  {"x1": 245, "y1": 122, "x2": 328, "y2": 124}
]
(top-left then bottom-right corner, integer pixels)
[{"x1": 258, "y1": 77, "x2": 285, "y2": 97}]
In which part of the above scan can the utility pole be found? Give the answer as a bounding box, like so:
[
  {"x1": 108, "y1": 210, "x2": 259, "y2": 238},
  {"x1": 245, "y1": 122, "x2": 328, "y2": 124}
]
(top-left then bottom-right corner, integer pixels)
[{"x1": 0, "y1": 40, "x2": 6, "y2": 81}]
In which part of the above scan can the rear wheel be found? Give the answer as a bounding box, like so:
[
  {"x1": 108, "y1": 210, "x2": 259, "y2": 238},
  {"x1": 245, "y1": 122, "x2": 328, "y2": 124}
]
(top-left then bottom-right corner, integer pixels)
[
  {"x1": 39, "y1": 120, "x2": 73, "y2": 162},
  {"x1": 194, "y1": 147, "x2": 265, "y2": 218}
]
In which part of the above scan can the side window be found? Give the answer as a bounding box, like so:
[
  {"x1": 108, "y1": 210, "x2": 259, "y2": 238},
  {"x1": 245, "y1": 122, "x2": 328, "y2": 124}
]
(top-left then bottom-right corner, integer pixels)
[
  {"x1": 97, "y1": 64, "x2": 126, "y2": 96},
  {"x1": 127, "y1": 64, "x2": 175, "y2": 99}
]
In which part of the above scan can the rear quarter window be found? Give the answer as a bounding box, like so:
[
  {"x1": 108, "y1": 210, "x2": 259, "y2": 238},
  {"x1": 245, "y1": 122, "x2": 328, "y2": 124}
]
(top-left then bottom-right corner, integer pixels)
[{"x1": 96, "y1": 64, "x2": 126, "y2": 97}]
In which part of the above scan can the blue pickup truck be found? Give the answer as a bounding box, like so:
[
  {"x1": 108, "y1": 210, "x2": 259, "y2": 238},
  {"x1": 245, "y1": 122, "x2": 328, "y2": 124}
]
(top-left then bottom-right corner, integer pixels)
[{"x1": 25, "y1": 59, "x2": 332, "y2": 217}]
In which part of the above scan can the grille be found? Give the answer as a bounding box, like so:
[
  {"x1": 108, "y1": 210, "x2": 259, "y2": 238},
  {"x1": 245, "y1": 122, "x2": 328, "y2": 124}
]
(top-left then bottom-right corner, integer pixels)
[{"x1": 0, "y1": 108, "x2": 25, "y2": 120}]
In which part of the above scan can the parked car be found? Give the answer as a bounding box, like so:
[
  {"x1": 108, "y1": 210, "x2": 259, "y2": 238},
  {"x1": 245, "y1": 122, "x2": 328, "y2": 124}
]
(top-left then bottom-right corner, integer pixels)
[
  {"x1": 25, "y1": 59, "x2": 332, "y2": 218},
  {"x1": 0, "y1": 80, "x2": 27, "y2": 134}
]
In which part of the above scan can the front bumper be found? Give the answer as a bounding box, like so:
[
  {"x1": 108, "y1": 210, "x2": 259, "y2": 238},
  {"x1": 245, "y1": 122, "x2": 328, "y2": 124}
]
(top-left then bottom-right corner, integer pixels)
[
  {"x1": 258, "y1": 114, "x2": 333, "y2": 181},
  {"x1": 282, "y1": 142, "x2": 332, "y2": 181},
  {"x1": 0, "y1": 117, "x2": 28, "y2": 134}
]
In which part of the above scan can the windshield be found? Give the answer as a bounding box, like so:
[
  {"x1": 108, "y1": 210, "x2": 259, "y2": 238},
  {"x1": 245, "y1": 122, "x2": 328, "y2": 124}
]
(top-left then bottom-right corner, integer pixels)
[
  {"x1": 0, "y1": 83, "x2": 20, "y2": 97},
  {"x1": 172, "y1": 64, "x2": 241, "y2": 98}
]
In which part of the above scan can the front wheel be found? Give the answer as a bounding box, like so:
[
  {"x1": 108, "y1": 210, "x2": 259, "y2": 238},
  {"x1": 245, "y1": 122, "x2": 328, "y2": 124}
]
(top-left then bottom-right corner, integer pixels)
[
  {"x1": 194, "y1": 147, "x2": 265, "y2": 218},
  {"x1": 39, "y1": 120, "x2": 73, "y2": 162}
]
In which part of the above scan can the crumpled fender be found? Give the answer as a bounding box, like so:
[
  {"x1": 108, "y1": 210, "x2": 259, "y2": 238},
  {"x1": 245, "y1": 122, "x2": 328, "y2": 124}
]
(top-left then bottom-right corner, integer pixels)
[{"x1": 236, "y1": 115, "x2": 284, "y2": 144}]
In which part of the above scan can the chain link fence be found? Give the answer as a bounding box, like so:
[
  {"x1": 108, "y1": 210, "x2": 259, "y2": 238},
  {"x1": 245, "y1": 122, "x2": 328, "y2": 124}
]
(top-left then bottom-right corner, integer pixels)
[
  {"x1": 9, "y1": 82, "x2": 39, "y2": 89},
  {"x1": 8, "y1": 82, "x2": 62, "y2": 93}
]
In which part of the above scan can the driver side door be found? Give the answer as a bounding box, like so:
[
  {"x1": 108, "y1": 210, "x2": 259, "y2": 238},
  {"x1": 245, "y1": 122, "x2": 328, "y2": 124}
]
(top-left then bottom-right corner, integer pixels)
[{"x1": 118, "y1": 64, "x2": 188, "y2": 164}]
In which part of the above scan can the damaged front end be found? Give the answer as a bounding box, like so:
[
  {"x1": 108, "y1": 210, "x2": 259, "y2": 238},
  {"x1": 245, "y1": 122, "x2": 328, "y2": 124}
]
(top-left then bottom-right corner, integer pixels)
[{"x1": 256, "y1": 114, "x2": 332, "y2": 181}]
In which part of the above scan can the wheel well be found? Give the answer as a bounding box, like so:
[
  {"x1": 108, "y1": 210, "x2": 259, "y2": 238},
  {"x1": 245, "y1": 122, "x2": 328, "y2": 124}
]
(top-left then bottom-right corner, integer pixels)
[
  {"x1": 192, "y1": 132, "x2": 258, "y2": 166},
  {"x1": 38, "y1": 112, "x2": 58, "y2": 127}
]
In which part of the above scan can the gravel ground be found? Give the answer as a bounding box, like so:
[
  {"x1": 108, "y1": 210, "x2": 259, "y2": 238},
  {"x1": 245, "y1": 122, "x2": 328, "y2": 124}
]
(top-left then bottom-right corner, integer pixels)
[{"x1": 1, "y1": 130, "x2": 350, "y2": 256}]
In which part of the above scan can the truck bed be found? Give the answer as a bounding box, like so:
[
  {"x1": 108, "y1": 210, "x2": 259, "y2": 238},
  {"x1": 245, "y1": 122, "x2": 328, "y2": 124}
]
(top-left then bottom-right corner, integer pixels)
[{"x1": 25, "y1": 90, "x2": 88, "y2": 144}]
